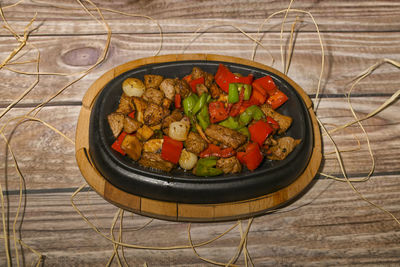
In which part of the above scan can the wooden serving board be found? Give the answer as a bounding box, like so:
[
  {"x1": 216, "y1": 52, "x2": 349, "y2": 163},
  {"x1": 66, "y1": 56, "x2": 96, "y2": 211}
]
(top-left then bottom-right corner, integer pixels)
[{"x1": 75, "y1": 54, "x2": 322, "y2": 222}]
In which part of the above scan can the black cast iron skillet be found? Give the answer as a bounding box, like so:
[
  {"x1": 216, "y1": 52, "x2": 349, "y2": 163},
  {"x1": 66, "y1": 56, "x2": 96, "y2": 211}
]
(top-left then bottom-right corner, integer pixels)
[{"x1": 89, "y1": 60, "x2": 313, "y2": 204}]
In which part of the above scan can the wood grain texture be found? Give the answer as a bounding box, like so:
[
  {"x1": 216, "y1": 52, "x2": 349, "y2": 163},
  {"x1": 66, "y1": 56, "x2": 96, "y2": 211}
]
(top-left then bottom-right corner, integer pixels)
[
  {"x1": 1, "y1": 176, "x2": 399, "y2": 266},
  {"x1": 1, "y1": 0, "x2": 400, "y2": 33},
  {"x1": 0, "y1": 31, "x2": 400, "y2": 106},
  {"x1": 1, "y1": 0, "x2": 399, "y2": 265}
]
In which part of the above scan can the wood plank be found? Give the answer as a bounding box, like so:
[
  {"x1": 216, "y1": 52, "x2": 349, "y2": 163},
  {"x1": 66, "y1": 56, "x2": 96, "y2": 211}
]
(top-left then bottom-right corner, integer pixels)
[
  {"x1": 1, "y1": 0, "x2": 400, "y2": 34},
  {"x1": 0, "y1": 31, "x2": 399, "y2": 106},
  {"x1": 1, "y1": 175, "x2": 399, "y2": 265},
  {"x1": 0, "y1": 95, "x2": 399, "y2": 191}
]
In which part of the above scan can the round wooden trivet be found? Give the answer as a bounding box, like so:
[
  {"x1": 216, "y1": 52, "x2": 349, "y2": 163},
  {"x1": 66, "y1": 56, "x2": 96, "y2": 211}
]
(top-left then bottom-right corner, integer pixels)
[{"x1": 75, "y1": 54, "x2": 322, "y2": 222}]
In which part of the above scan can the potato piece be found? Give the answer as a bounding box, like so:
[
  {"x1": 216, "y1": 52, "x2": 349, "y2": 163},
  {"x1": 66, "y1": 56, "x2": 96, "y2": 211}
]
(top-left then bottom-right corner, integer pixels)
[
  {"x1": 121, "y1": 135, "x2": 142, "y2": 161},
  {"x1": 123, "y1": 116, "x2": 142, "y2": 134},
  {"x1": 107, "y1": 112, "x2": 124, "y2": 138},
  {"x1": 179, "y1": 149, "x2": 198, "y2": 170},
  {"x1": 162, "y1": 98, "x2": 172, "y2": 109},
  {"x1": 150, "y1": 124, "x2": 162, "y2": 131},
  {"x1": 144, "y1": 74, "x2": 163, "y2": 89},
  {"x1": 159, "y1": 78, "x2": 175, "y2": 100},
  {"x1": 132, "y1": 97, "x2": 148, "y2": 124},
  {"x1": 143, "y1": 138, "x2": 163, "y2": 153},
  {"x1": 136, "y1": 125, "x2": 154, "y2": 141},
  {"x1": 116, "y1": 93, "x2": 134, "y2": 115}
]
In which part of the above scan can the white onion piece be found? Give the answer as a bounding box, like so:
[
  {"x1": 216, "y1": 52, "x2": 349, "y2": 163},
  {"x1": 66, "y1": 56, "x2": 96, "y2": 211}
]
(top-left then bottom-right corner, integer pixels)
[
  {"x1": 168, "y1": 121, "x2": 189, "y2": 141},
  {"x1": 122, "y1": 78, "x2": 145, "y2": 97},
  {"x1": 179, "y1": 149, "x2": 198, "y2": 170}
]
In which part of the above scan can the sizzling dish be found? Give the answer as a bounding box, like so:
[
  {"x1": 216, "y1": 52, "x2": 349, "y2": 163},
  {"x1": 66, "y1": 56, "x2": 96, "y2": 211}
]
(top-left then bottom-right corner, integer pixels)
[{"x1": 107, "y1": 64, "x2": 300, "y2": 177}]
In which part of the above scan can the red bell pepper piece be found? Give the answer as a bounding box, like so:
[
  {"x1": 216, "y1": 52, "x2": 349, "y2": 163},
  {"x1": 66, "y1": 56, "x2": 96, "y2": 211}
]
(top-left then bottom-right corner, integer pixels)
[
  {"x1": 236, "y1": 142, "x2": 263, "y2": 171},
  {"x1": 239, "y1": 99, "x2": 259, "y2": 114},
  {"x1": 128, "y1": 111, "x2": 135, "y2": 119},
  {"x1": 209, "y1": 101, "x2": 229, "y2": 123},
  {"x1": 111, "y1": 131, "x2": 128, "y2": 155},
  {"x1": 161, "y1": 135, "x2": 183, "y2": 164},
  {"x1": 267, "y1": 90, "x2": 288, "y2": 110},
  {"x1": 189, "y1": 76, "x2": 204, "y2": 92},
  {"x1": 236, "y1": 151, "x2": 246, "y2": 164},
  {"x1": 266, "y1": 116, "x2": 280, "y2": 131},
  {"x1": 199, "y1": 144, "x2": 236, "y2": 158},
  {"x1": 174, "y1": 94, "x2": 182, "y2": 109},
  {"x1": 252, "y1": 76, "x2": 277, "y2": 96},
  {"x1": 245, "y1": 143, "x2": 263, "y2": 170},
  {"x1": 249, "y1": 87, "x2": 267, "y2": 105},
  {"x1": 183, "y1": 74, "x2": 192, "y2": 83},
  {"x1": 248, "y1": 120, "x2": 273, "y2": 146},
  {"x1": 215, "y1": 64, "x2": 253, "y2": 93}
]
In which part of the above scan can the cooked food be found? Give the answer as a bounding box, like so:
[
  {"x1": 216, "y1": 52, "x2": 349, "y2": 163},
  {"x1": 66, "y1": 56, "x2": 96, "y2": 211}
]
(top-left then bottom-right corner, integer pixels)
[
  {"x1": 123, "y1": 116, "x2": 141, "y2": 134},
  {"x1": 143, "y1": 74, "x2": 163, "y2": 89},
  {"x1": 122, "y1": 78, "x2": 145, "y2": 97},
  {"x1": 142, "y1": 88, "x2": 164, "y2": 105},
  {"x1": 107, "y1": 112, "x2": 124, "y2": 138},
  {"x1": 139, "y1": 152, "x2": 174, "y2": 172},
  {"x1": 267, "y1": 137, "x2": 301, "y2": 161},
  {"x1": 185, "y1": 132, "x2": 208, "y2": 155},
  {"x1": 108, "y1": 64, "x2": 300, "y2": 176}
]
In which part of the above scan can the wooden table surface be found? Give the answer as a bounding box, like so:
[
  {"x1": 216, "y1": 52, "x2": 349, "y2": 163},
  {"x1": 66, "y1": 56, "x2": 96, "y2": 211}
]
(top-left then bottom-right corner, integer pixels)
[{"x1": 1, "y1": 0, "x2": 400, "y2": 266}]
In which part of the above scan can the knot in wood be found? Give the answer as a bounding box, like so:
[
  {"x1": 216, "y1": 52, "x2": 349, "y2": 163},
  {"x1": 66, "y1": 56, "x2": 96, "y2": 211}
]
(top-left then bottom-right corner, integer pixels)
[{"x1": 61, "y1": 47, "x2": 100, "y2": 66}]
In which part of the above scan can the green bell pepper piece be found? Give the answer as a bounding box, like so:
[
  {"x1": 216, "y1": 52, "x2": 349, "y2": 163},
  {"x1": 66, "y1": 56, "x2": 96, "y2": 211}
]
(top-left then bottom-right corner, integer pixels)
[
  {"x1": 219, "y1": 116, "x2": 240, "y2": 130},
  {"x1": 197, "y1": 105, "x2": 210, "y2": 130},
  {"x1": 237, "y1": 127, "x2": 250, "y2": 139},
  {"x1": 195, "y1": 157, "x2": 223, "y2": 176},
  {"x1": 243, "y1": 84, "x2": 252, "y2": 100},
  {"x1": 183, "y1": 94, "x2": 199, "y2": 117},
  {"x1": 192, "y1": 93, "x2": 209, "y2": 115},
  {"x1": 228, "y1": 83, "x2": 239, "y2": 103},
  {"x1": 239, "y1": 105, "x2": 265, "y2": 125}
]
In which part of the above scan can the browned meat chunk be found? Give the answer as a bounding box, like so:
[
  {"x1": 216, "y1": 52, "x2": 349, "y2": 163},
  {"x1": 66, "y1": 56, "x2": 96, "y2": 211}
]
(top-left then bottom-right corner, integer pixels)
[
  {"x1": 216, "y1": 156, "x2": 242, "y2": 174},
  {"x1": 143, "y1": 74, "x2": 163, "y2": 88},
  {"x1": 121, "y1": 135, "x2": 142, "y2": 161},
  {"x1": 144, "y1": 103, "x2": 169, "y2": 126},
  {"x1": 203, "y1": 72, "x2": 214, "y2": 88},
  {"x1": 159, "y1": 78, "x2": 175, "y2": 100},
  {"x1": 142, "y1": 88, "x2": 164, "y2": 105},
  {"x1": 267, "y1": 137, "x2": 301, "y2": 160},
  {"x1": 185, "y1": 132, "x2": 208, "y2": 155},
  {"x1": 196, "y1": 83, "x2": 208, "y2": 96},
  {"x1": 139, "y1": 152, "x2": 174, "y2": 172},
  {"x1": 205, "y1": 124, "x2": 247, "y2": 149},
  {"x1": 191, "y1": 67, "x2": 203, "y2": 80},
  {"x1": 209, "y1": 82, "x2": 223, "y2": 99},
  {"x1": 107, "y1": 112, "x2": 124, "y2": 138},
  {"x1": 123, "y1": 116, "x2": 142, "y2": 133},
  {"x1": 132, "y1": 97, "x2": 148, "y2": 123},
  {"x1": 260, "y1": 104, "x2": 292, "y2": 134},
  {"x1": 116, "y1": 93, "x2": 134, "y2": 115},
  {"x1": 162, "y1": 109, "x2": 183, "y2": 134},
  {"x1": 174, "y1": 78, "x2": 191, "y2": 98}
]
